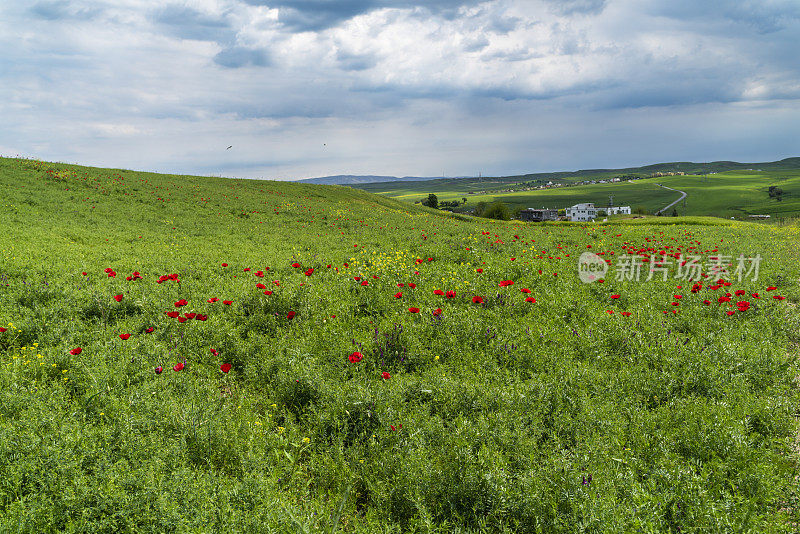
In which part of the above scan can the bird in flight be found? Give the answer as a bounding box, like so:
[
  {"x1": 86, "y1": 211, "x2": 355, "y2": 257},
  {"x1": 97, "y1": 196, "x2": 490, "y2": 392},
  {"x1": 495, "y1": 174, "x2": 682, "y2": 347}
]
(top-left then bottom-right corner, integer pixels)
[{"x1": 226, "y1": 145, "x2": 232, "y2": 150}]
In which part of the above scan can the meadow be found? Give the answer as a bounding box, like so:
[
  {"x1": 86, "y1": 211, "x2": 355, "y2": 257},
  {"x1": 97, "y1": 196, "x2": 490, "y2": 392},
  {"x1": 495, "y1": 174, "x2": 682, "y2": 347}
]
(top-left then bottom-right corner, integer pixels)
[
  {"x1": 359, "y1": 168, "x2": 800, "y2": 221},
  {"x1": 1, "y1": 156, "x2": 799, "y2": 532}
]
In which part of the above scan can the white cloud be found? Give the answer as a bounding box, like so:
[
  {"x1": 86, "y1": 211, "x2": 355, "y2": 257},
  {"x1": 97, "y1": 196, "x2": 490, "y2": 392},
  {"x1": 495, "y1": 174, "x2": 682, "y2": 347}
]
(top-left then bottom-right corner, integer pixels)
[{"x1": 0, "y1": 0, "x2": 798, "y2": 179}]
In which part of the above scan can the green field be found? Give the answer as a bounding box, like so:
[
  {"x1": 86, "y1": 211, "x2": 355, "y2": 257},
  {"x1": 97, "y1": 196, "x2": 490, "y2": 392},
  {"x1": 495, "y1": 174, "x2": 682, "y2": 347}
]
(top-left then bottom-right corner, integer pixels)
[
  {"x1": 1, "y1": 156, "x2": 800, "y2": 531},
  {"x1": 357, "y1": 167, "x2": 800, "y2": 220}
]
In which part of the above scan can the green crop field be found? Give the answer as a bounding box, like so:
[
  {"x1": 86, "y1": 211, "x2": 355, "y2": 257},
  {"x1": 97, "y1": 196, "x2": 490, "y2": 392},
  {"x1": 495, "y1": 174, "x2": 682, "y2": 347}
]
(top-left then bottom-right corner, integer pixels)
[
  {"x1": 358, "y1": 167, "x2": 800, "y2": 221},
  {"x1": 1, "y1": 156, "x2": 800, "y2": 532}
]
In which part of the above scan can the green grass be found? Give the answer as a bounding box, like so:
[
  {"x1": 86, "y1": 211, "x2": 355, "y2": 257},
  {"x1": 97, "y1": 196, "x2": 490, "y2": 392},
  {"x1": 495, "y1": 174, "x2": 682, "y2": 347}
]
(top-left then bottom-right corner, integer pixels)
[
  {"x1": 1, "y1": 156, "x2": 800, "y2": 532},
  {"x1": 359, "y1": 168, "x2": 800, "y2": 220}
]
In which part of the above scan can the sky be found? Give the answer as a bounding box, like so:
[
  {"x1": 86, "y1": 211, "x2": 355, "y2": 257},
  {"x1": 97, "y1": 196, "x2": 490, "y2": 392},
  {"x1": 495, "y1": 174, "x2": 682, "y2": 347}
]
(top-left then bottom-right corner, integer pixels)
[{"x1": 1, "y1": 0, "x2": 799, "y2": 180}]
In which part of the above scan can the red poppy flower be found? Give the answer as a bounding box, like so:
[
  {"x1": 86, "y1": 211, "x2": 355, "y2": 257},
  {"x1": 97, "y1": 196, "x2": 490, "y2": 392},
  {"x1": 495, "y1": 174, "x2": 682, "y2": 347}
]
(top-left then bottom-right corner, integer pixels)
[
  {"x1": 408, "y1": 282, "x2": 416, "y2": 289},
  {"x1": 0, "y1": 327, "x2": 5, "y2": 333},
  {"x1": 349, "y1": 351, "x2": 363, "y2": 363},
  {"x1": 610, "y1": 294, "x2": 620, "y2": 299},
  {"x1": 446, "y1": 290, "x2": 456, "y2": 299},
  {"x1": 408, "y1": 307, "x2": 420, "y2": 313},
  {"x1": 119, "y1": 333, "x2": 130, "y2": 340},
  {"x1": 735, "y1": 290, "x2": 745, "y2": 296},
  {"x1": 395, "y1": 292, "x2": 403, "y2": 299},
  {"x1": 382, "y1": 371, "x2": 391, "y2": 380},
  {"x1": 390, "y1": 425, "x2": 397, "y2": 431},
  {"x1": 256, "y1": 283, "x2": 266, "y2": 289},
  {"x1": 165, "y1": 311, "x2": 179, "y2": 318},
  {"x1": 305, "y1": 268, "x2": 314, "y2": 276},
  {"x1": 146, "y1": 327, "x2": 154, "y2": 333},
  {"x1": 621, "y1": 312, "x2": 632, "y2": 317},
  {"x1": 178, "y1": 316, "x2": 187, "y2": 323},
  {"x1": 104, "y1": 267, "x2": 113, "y2": 273},
  {"x1": 69, "y1": 347, "x2": 82, "y2": 355},
  {"x1": 292, "y1": 262, "x2": 300, "y2": 268},
  {"x1": 737, "y1": 301, "x2": 750, "y2": 311},
  {"x1": 287, "y1": 311, "x2": 296, "y2": 319},
  {"x1": 718, "y1": 296, "x2": 731, "y2": 303},
  {"x1": 175, "y1": 299, "x2": 188, "y2": 307},
  {"x1": 476, "y1": 268, "x2": 483, "y2": 273},
  {"x1": 525, "y1": 297, "x2": 536, "y2": 303},
  {"x1": 766, "y1": 286, "x2": 777, "y2": 291},
  {"x1": 397, "y1": 283, "x2": 404, "y2": 287},
  {"x1": 221, "y1": 263, "x2": 228, "y2": 267},
  {"x1": 703, "y1": 300, "x2": 711, "y2": 305},
  {"x1": 220, "y1": 363, "x2": 232, "y2": 373},
  {"x1": 255, "y1": 270, "x2": 264, "y2": 277},
  {"x1": 751, "y1": 293, "x2": 760, "y2": 299},
  {"x1": 82, "y1": 272, "x2": 87, "y2": 276},
  {"x1": 773, "y1": 295, "x2": 786, "y2": 300},
  {"x1": 263, "y1": 290, "x2": 273, "y2": 295},
  {"x1": 173, "y1": 362, "x2": 184, "y2": 371},
  {"x1": 155, "y1": 366, "x2": 163, "y2": 374},
  {"x1": 210, "y1": 348, "x2": 218, "y2": 355},
  {"x1": 472, "y1": 296, "x2": 484, "y2": 304},
  {"x1": 433, "y1": 289, "x2": 445, "y2": 296},
  {"x1": 498, "y1": 280, "x2": 514, "y2": 287},
  {"x1": 114, "y1": 294, "x2": 124, "y2": 302},
  {"x1": 671, "y1": 302, "x2": 679, "y2": 306},
  {"x1": 243, "y1": 268, "x2": 251, "y2": 272},
  {"x1": 726, "y1": 310, "x2": 736, "y2": 316},
  {"x1": 606, "y1": 310, "x2": 614, "y2": 314},
  {"x1": 184, "y1": 313, "x2": 196, "y2": 319},
  {"x1": 673, "y1": 295, "x2": 682, "y2": 299},
  {"x1": 433, "y1": 308, "x2": 442, "y2": 316},
  {"x1": 107, "y1": 271, "x2": 116, "y2": 278},
  {"x1": 223, "y1": 300, "x2": 233, "y2": 305}
]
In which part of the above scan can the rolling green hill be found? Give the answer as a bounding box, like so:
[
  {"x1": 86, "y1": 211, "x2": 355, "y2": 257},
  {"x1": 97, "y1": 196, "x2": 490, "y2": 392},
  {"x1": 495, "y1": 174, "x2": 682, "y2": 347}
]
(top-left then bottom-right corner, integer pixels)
[
  {"x1": 1, "y1": 156, "x2": 799, "y2": 531},
  {"x1": 359, "y1": 165, "x2": 800, "y2": 220}
]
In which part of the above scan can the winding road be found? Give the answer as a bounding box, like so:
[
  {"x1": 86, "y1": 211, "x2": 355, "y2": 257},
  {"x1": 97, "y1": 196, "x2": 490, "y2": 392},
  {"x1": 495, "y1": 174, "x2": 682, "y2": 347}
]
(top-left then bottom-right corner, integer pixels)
[{"x1": 654, "y1": 184, "x2": 687, "y2": 215}]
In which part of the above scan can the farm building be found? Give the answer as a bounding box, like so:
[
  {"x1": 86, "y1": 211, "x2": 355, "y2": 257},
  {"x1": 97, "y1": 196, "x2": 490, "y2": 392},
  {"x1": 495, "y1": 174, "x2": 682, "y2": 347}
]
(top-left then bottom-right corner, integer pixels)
[
  {"x1": 566, "y1": 203, "x2": 597, "y2": 221},
  {"x1": 519, "y1": 208, "x2": 558, "y2": 222},
  {"x1": 607, "y1": 206, "x2": 631, "y2": 215}
]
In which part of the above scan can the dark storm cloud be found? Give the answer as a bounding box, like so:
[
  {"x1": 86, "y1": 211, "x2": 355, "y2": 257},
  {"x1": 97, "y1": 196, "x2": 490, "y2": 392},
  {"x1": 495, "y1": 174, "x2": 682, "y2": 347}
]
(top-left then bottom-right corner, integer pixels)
[{"x1": 242, "y1": 0, "x2": 492, "y2": 31}]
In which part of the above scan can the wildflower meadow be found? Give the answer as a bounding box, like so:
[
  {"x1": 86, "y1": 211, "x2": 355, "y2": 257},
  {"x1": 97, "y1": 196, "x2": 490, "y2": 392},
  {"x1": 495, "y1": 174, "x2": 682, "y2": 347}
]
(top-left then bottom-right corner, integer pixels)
[{"x1": 0, "y1": 156, "x2": 799, "y2": 532}]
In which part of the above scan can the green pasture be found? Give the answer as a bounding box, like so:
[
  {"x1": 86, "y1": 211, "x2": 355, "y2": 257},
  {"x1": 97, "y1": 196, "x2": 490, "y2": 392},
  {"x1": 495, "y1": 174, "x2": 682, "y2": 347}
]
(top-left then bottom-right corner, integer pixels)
[
  {"x1": 362, "y1": 169, "x2": 800, "y2": 220},
  {"x1": 1, "y1": 156, "x2": 799, "y2": 532}
]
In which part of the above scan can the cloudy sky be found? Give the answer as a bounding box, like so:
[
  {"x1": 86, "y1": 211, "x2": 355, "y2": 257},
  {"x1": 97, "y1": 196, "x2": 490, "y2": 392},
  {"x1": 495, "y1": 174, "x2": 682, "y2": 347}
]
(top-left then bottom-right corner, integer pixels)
[{"x1": 1, "y1": 1, "x2": 799, "y2": 180}]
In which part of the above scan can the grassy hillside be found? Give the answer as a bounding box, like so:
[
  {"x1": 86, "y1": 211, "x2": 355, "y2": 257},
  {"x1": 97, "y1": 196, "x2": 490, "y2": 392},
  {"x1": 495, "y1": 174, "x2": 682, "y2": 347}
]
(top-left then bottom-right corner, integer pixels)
[
  {"x1": 1, "y1": 156, "x2": 799, "y2": 531},
  {"x1": 363, "y1": 168, "x2": 800, "y2": 220},
  {"x1": 356, "y1": 157, "x2": 800, "y2": 195}
]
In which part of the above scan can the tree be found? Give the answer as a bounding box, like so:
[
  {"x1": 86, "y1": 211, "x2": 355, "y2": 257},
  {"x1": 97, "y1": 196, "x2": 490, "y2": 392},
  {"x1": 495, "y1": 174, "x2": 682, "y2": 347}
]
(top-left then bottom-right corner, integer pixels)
[
  {"x1": 474, "y1": 201, "x2": 487, "y2": 217},
  {"x1": 633, "y1": 206, "x2": 647, "y2": 215},
  {"x1": 481, "y1": 201, "x2": 511, "y2": 220},
  {"x1": 671, "y1": 208, "x2": 678, "y2": 217},
  {"x1": 427, "y1": 193, "x2": 438, "y2": 209},
  {"x1": 597, "y1": 210, "x2": 607, "y2": 217},
  {"x1": 462, "y1": 197, "x2": 467, "y2": 204}
]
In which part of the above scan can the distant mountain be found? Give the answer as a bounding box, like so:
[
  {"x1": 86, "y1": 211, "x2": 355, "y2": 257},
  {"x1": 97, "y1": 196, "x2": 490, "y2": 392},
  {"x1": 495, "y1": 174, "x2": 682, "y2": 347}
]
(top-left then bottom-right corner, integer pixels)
[{"x1": 296, "y1": 175, "x2": 454, "y2": 185}]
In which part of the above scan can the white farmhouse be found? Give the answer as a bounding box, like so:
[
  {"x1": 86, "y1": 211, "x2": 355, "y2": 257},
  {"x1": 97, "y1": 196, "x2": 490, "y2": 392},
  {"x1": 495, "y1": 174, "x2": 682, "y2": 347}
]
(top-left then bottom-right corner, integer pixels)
[
  {"x1": 565, "y1": 203, "x2": 597, "y2": 221},
  {"x1": 607, "y1": 206, "x2": 631, "y2": 215}
]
